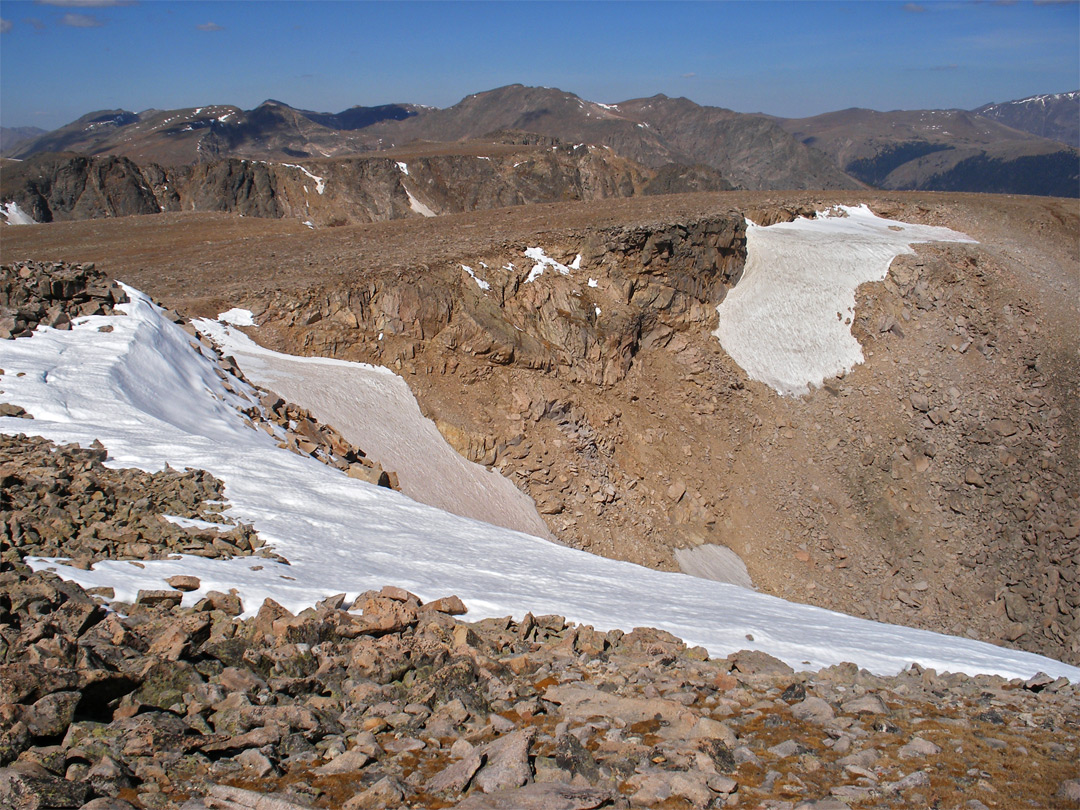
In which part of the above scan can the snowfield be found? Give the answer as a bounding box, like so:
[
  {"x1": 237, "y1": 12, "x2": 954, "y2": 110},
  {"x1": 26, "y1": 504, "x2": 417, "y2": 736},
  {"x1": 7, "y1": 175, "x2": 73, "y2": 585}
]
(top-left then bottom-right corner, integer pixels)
[
  {"x1": 1, "y1": 285, "x2": 1078, "y2": 680},
  {"x1": 281, "y1": 163, "x2": 327, "y2": 195},
  {"x1": 195, "y1": 316, "x2": 551, "y2": 541},
  {"x1": 714, "y1": 205, "x2": 976, "y2": 396}
]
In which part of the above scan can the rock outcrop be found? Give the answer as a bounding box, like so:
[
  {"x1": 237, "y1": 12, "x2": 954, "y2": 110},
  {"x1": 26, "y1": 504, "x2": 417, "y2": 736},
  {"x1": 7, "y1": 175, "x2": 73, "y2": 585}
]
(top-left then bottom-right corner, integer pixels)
[
  {"x1": 253, "y1": 213, "x2": 746, "y2": 387},
  {"x1": 0, "y1": 434, "x2": 267, "y2": 570},
  {"x1": 0, "y1": 154, "x2": 160, "y2": 223},
  {"x1": 1, "y1": 261, "x2": 128, "y2": 338},
  {"x1": 0, "y1": 146, "x2": 720, "y2": 227}
]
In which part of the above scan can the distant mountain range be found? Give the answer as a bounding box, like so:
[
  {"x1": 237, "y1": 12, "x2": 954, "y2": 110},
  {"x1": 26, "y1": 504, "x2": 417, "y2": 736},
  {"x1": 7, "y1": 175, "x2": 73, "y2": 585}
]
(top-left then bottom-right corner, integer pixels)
[
  {"x1": 974, "y1": 91, "x2": 1079, "y2": 148},
  {"x1": 0, "y1": 126, "x2": 47, "y2": 153},
  {"x1": 776, "y1": 104, "x2": 1078, "y2": 198},
  {"x1": 3, "y1": 86, "x2": 1078, "y2": 197}
]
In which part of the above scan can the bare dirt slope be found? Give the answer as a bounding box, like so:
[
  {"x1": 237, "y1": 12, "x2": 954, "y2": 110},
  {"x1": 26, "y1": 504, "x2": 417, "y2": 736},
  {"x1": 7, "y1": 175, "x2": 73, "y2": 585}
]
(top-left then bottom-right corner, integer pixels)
[{"x1": 3, "y1": 191, "x2": 1077, "y2": 667}]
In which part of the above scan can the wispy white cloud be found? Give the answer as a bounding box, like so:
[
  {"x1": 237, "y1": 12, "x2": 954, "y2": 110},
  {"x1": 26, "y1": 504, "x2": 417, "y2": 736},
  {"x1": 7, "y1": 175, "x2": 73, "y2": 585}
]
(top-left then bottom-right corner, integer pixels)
[
  {"x1": 59, "y1": 11, "x2": 103, "y2": 26},
  {"x1": 931, "y1": 63, "x2": 960, "y2": 70},
  {"x1": 681, "y1": 72, "x2": 697, "y2": 79},
  {"x1": 903, "y1": 2, "x2": 927, "y2": 11},
  {"x1": 0, "y1": 18, "x2": 12, "y2": 33},
  {"x1": 36, "y1": 1, "x2": 135, "y2": 6},
  {"x1": 196, "y1": 22, "x2": 223, "y2": 32},
  {"x1": 25, "y1": 17, "x2": 46, "y2": 31}
]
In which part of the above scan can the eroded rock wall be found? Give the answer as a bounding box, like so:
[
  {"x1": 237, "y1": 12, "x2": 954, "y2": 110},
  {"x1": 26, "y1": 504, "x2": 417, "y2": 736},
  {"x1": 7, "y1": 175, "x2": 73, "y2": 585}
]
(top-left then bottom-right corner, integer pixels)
[
  {"x1": 1, "y1": 147, "x2": 707, "y2": 226},
  {"x1": 252, "y1": 213, "x2": 746, "y2": 387}
]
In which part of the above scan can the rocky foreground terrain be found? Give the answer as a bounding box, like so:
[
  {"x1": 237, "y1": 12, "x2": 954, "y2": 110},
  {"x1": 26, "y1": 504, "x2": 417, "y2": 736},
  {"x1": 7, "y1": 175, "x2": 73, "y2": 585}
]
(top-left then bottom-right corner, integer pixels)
[
  {"x1": 2, "y1": 556, "x2": 1079, "y2": 810},
  {"x1": 1, "y1": 448, "x2": 1078, "y2": 810}
]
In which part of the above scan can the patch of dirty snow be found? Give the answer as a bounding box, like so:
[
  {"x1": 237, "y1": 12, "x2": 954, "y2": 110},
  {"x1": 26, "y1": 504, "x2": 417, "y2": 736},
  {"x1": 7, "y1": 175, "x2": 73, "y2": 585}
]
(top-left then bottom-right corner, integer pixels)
[
  {"x1": 524, "y1": 247, "x2": 575, "y2": 283},
  {"x1": 713, "y1": 205, "x2": 975, "y2": 397},
  {"x1": 404, "y1": 186, "x2": 436, "y2": 217}
]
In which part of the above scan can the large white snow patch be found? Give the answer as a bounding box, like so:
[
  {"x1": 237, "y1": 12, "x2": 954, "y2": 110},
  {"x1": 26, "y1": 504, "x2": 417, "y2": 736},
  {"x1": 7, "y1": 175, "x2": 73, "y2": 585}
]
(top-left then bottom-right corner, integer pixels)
[
  {"x1": 714, "y1": 205, "x2": 975, "y2": 396},
  {"x1": 1, "y1": 288, "x2": 1077, "y2": 680},
  {"x1": 195, "y1": 316, "x2": 551, "y2": 541},
  {"x1": 217, "y1": 307, "x2": 256, "y2": 327}
]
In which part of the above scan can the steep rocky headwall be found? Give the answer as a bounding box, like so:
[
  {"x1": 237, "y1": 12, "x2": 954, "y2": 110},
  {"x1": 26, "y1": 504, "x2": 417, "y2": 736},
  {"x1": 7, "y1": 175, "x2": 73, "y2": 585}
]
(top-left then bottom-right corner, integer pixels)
[
  {"x1": 251, "y1": 213, "x2": 746, "y2": 387},
  {"x1": 0, "y1": 147, "x2": 719, "y2": 226},
  {"x1": 0, "y1": 154, "x2": 160, "y2": 223}
]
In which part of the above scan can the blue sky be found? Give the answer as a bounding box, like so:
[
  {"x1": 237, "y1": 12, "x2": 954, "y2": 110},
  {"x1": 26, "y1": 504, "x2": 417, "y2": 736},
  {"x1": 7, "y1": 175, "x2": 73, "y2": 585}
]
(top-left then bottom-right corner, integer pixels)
[{"x1": 1, "y1": 1, "x2": 1077, "y2": 130}]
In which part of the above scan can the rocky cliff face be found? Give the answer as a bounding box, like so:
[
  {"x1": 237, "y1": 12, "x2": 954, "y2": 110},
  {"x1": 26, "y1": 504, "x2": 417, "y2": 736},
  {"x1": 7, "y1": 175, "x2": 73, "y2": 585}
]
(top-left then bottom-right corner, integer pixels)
[
  {"x1": 250, "y1": 213, "x2": 747, "y2": 387},
  {"x1": 1, "y1": 154, "x2": 160, "y2": 223},
  {"x1": 0, "y1": 147, "x2": 711, "y2": 226}
]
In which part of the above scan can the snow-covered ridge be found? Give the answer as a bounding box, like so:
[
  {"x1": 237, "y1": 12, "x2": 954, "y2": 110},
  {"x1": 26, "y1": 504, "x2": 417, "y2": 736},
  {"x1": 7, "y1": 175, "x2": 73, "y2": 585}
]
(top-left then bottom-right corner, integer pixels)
[
  {"x1": 990, "y1": 90, "x2": 1079, "y2": 108},
  {"x1": 714, "y1": 204, "x2": 976, "y2": 397},
  {"x1": 0, "y1": 283, "x2": 1076, "y2": 680}
]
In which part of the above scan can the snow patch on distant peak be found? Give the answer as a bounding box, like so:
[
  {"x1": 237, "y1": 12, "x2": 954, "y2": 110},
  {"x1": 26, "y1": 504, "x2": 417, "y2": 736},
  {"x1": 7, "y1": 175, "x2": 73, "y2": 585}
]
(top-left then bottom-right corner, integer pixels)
[
  {"x1": 1, "y1": 201, "x2": 36, "y2": 226},
  {"x1": 396, "y1": 161, "x2": 409, "y2": 176}
]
